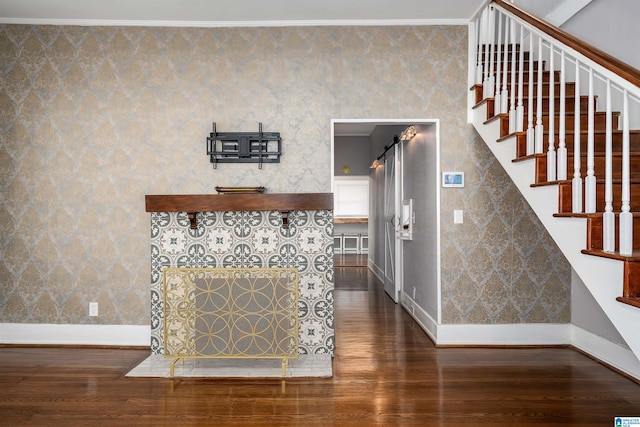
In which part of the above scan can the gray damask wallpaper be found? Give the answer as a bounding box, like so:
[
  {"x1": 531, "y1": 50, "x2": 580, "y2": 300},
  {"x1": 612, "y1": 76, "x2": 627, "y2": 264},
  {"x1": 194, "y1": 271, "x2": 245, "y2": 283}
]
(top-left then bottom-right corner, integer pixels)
[{"x1": 0, "y1": 23, "x2": 569, "y2": 329}]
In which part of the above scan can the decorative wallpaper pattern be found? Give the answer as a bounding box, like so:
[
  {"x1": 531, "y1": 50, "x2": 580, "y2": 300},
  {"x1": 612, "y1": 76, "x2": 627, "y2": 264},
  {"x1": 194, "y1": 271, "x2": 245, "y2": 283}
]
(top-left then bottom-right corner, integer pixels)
[
  {"x1": 150, "y1": 210, "x2": 334, "y2": 355},
  {"x1": 439, "y1": 140, "x2": 571, "y2": 323},
  {"x1": 0, "y1": 23, "x2": 570, "y2": 329}
]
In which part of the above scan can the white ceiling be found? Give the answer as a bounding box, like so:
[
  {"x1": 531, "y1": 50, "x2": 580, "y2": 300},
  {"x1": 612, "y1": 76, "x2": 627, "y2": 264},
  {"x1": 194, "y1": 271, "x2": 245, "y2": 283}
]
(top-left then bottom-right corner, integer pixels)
[{"x1": 0, "y1": 0, "x2": 485, "y2": 26}]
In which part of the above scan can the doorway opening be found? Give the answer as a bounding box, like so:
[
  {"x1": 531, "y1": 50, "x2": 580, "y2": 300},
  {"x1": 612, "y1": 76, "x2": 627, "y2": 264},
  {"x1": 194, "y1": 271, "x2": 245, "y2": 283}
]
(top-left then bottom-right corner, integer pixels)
[{"x1": 331, "y1": 119, "x2": 439, "y2": 307}]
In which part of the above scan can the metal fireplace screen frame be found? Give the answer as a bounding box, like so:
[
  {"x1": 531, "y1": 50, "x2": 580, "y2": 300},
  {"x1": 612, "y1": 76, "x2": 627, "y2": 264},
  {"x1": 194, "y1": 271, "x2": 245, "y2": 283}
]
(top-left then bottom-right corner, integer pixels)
[{"x1": 162, "y1": 267, "x2": 299, "y2": 376}]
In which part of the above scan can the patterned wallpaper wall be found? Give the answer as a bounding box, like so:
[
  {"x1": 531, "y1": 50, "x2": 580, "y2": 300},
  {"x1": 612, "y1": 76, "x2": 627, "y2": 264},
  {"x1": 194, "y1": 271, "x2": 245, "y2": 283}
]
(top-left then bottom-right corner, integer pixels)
[
  {"x1": 439, "y1": 137, "x2": 570, "y2": 323},
  {"x1": 150, "y1": 211, "x2": 334, "y2": 355},
  {"x1": 0, "y1": 23, "x2": 570, "y2": 328}
]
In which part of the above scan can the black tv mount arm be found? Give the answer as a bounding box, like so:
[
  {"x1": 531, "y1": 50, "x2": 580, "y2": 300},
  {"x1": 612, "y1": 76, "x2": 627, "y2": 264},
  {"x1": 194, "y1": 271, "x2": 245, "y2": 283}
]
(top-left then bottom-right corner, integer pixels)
[{"x1": 206, "y1": 122, "x2": 281, "y2": 169}]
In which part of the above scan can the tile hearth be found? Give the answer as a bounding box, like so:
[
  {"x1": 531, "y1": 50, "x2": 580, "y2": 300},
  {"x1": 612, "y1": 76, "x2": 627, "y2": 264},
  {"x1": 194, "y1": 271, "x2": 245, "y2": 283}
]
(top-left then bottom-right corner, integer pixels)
[{"x1": 126, "y1": 354, "x2": 332, "y2": 378}]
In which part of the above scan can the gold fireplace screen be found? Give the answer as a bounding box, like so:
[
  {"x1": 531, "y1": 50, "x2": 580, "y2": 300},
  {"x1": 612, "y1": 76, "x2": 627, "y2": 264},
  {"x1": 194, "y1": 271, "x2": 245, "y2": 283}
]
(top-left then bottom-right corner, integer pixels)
[{"x1": 162, "y1": 268, "x2": 299, "y2": 376}]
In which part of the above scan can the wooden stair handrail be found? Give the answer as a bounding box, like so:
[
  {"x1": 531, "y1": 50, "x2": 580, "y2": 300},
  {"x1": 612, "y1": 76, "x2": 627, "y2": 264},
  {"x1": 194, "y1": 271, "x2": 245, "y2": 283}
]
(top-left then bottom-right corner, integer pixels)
[{"x1": 492, "y1": 0, "x2": 640, "y2": 89}]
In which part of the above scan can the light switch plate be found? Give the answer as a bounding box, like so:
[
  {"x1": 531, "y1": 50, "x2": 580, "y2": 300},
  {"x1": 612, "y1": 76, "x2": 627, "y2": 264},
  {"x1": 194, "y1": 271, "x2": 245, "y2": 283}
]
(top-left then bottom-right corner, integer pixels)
[{"x1": 454, "y1": 210, "x2": 464, "y2": 224}]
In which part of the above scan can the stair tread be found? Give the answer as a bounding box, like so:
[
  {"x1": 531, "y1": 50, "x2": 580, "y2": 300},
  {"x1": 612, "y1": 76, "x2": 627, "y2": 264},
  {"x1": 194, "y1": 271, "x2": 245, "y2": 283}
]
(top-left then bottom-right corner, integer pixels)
[
  {"x1": 531, "y1": 177, "x2": 640, "y2": 187},
  {"x1": 554, "y1": 212, "x2": 640, "y2": 218},
  {"x1": 616, "y1": 297, "x2": 640, "y2": 308},
  {"x1": 514, "y1": 152, "x2": 640, "y2": 162},
  {"x1": 498, "y1": 129, "x2": 639, "y2": 143},
  {"x1": 581, "y1": 249, "x2": 640, "y2": 262},
  {"x1": 503, "y1": 110, "x2": 619, "y2": 117}
]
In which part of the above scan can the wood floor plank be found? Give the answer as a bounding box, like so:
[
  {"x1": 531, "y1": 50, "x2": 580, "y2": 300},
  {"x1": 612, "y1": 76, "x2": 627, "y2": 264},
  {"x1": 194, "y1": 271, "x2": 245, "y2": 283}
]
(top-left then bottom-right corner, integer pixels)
[{"x1": 1, "y1": 268, "x2": 639, "y2": 426}]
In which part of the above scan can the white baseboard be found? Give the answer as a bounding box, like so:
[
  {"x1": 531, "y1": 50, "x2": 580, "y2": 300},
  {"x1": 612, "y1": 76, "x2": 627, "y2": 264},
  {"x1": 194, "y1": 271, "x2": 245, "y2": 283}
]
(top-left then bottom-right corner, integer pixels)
[
  {"x1": 400, "y1": 291, "x2": 569, "y2": 345},
  {"x1": 0, "y1": 323, "x2": 150, "y2": 347},
  {"x1": 368, "y1": 259, "x2": 385, "y2": 284},
  {"x1": 571, "y1": 325, "x2": 640, "y2": 380},
  {"x1": 397, "y1": 295, "x2": 640, "y2": 380},
  {"x1": 400, "y1": 292, "x2": 438, "y2": 343},
  {"x1": 436, "y1": 323, "x2": 571, "y2": 345}
]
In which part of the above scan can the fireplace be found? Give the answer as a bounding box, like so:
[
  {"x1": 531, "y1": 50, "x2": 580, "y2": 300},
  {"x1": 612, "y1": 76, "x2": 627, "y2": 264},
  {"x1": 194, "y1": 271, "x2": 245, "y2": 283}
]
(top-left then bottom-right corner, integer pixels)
[{"x1": 145, "y1": 193, "x2": 335, "y2": 359}]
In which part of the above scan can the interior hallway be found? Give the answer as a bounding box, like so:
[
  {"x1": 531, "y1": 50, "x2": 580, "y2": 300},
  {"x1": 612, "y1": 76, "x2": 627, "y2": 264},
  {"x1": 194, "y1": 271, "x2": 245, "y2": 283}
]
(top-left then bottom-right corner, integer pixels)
[{"x1": 1, "y1": 262, "x2": 639, "y2": 426}]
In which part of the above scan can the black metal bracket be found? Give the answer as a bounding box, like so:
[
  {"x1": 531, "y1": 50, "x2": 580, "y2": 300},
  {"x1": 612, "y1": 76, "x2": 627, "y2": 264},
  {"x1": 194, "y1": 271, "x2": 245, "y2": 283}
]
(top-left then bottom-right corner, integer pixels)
[
  {"x1": 206, "y1": 122, "x2": 281, "y2": 169},
  {"x1": 280, "y1": 210, "x2": 290, "y2": 229},
  {"x1": 187, "y1": 212, "x2": 198, "y2": 229}
]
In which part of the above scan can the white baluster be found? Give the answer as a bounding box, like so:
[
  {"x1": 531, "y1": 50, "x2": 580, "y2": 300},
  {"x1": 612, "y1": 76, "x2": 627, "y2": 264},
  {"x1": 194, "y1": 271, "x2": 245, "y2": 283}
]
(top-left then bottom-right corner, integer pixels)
[
  {"x1": 547, "y1": 44, "x2": 556, "y2": 181},
  {"x1": 475, "y1": 11, "x2": 484, "y2": 84},
  {"x1": 603, "y1": 80, "x2": 614, "y2": 252},
  {"x1": 516, "y1": 25, "x2": 525, "y2": 132},
  {"x1": 509, "y1": 19, "x2": 517, "y2": 133},
  {"x1": 494, "y1": 12, "x2": 503, "y2": 113},
  {"x1": 620, "y1": 90, "x2": 633, "y2": 256},
  {"x1": 585, "y1": 69, "x2": 596, "y2": 213},
  {"x1": 486, "y1": 7, "x2": 495, "y2": 98},
  {"x1": 534, "y1": 37, "x2": 544, "y2": 153},
  {"x1": 526, "y1": 30, "x2": 534, "y2": 154},
  {"x1": 501, "y1": 16, "x2": 510, "y2": 114},
  {"x1": 572, "y1": 60, "x2": 583, "y2": 213},
  {"x1": 482, "y1": 8, "x2": 490, "y2": 98},
  {"x1": 557, "y1": 51, "x2": 567, "y2": 180}
]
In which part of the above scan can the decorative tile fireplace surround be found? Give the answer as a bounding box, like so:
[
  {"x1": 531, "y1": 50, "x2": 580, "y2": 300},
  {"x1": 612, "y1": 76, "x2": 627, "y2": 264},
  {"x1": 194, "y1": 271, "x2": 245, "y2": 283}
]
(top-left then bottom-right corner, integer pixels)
[{"x1": 145, "y1": 193, "x2": 335, "y2": 357}]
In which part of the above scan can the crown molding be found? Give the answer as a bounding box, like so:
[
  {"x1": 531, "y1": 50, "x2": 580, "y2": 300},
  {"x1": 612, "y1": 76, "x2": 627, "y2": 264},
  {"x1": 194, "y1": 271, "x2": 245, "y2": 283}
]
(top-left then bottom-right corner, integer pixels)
[{"x1": 0, "y1": 17, "x2": 470, "y2": 28}]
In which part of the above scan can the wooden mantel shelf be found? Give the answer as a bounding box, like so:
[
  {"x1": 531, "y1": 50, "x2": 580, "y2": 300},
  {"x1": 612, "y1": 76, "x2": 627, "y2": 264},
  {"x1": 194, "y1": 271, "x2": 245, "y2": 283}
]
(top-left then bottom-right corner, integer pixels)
[{"x1": 145, "y1": 193, "x2": 334, "y2": 229}]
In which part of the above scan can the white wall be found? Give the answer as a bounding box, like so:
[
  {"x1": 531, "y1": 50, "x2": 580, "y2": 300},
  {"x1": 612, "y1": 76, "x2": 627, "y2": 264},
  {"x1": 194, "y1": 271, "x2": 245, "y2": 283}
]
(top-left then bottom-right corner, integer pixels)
[
  {"x1": 334, "y1": 136, "x2": 371, "y2": 176},
  {"x1": 513, "y1": 0, "x2": 561, "y2": 21},
  {"x1": 516, "y1": 0, "x2": 639, "y2": 71},
  {"x1": 571, "y1": 269, "x2": 629, "y2": 348},
  {"x1": 401, "y1": 124, "x2": 439, "y2": 320},
  {"x1": 561, "y1": 0, "x2": 640, "y2": 70}
]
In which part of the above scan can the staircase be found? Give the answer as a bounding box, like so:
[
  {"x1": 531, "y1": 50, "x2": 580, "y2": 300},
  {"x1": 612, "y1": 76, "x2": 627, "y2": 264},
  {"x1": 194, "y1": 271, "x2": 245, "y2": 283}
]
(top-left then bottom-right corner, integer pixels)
[{"x1": 470, "y1": 0, "x2": 640, "y2": 370}]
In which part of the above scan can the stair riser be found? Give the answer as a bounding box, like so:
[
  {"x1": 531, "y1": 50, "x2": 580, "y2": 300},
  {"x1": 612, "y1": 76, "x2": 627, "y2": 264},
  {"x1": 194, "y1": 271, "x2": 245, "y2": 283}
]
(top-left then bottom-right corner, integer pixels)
[
  {"x1": 533, "y1": 113, "x2": 619, "y2": 132},
  {"x1": 586, "y1": 215, "x2": 640, "y2": 254},
  {"x1": 492, "y1": 100, "x2": 596, "y2": 125},
  {"x1": 483, "y1": 97, "x2": 619, "y2": 131},
  {"x1": 624, "y1": 262, "x2": 640, "y2": 298},
  {"x1": 520, "y1": 82, "x2": 576, "y2": 98},
  {"x1": 535, "y1": 155, "x2": 640, "y2": 183},
  {"x1": 479, "y1": 50, "x2": 530, "y2": 61},
  {"x1": 496, "y1": 98, "x2": 598, "y2": 136},
  {"x1": 491, "y1": 70, "x2": 561, "y2": 84},
  {"x1": 486, "y1": 81, "x2": 578, "y2": 99},
  {"x1": 478, "y1": 45, "x2": 522, "y2": 51},
  {"x1": 521, "y1": 97, "x2": 595, "y2": 115},
  {"x1": 514, "y1": 131, "x2": 640, "y2": 158},
  {"x1": 557, "y1": 182, "x2": 640, "y2": 213},
  {"x1": 482, "y1": 60, "x2": 544, "y2": 73}
]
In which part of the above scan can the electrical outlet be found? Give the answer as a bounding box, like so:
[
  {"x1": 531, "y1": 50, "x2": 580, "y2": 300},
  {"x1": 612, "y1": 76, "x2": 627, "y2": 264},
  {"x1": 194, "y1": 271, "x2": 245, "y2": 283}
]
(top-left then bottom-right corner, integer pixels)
[{"x1": 89, "y1": 302, "x2": 99, "y2": 317}]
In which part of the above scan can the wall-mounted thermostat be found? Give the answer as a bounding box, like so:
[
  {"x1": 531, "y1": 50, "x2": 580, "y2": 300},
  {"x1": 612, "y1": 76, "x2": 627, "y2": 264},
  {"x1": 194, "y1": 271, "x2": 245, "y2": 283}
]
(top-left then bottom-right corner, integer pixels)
[{"x1": 442, "y1": 172, "x2": 464, "y2": 188}]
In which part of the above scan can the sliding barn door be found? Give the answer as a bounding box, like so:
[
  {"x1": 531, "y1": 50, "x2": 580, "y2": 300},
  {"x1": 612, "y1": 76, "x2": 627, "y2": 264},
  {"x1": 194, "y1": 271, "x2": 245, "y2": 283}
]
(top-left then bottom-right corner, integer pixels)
[{"x1": 383, "y1": 144, "x2": 402, "y2": 302}]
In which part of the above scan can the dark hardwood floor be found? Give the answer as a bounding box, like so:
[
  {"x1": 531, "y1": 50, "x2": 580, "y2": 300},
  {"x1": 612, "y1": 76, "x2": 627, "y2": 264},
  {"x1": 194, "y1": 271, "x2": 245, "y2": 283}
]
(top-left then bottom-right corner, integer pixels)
[{"x1": 1, "y1": 266, "x2": 639, "y2": 426}]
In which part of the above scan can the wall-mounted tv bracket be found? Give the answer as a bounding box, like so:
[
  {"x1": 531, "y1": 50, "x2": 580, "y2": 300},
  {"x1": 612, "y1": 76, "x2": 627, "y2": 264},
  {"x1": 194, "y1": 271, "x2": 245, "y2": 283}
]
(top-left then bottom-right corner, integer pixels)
[{"x1": 206, "y1": 122, "x2": 281, "y2": 169}]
